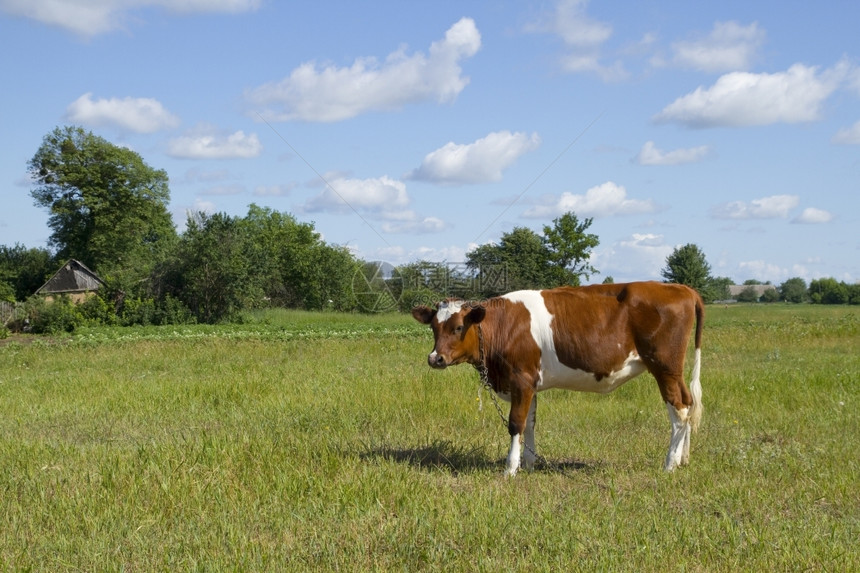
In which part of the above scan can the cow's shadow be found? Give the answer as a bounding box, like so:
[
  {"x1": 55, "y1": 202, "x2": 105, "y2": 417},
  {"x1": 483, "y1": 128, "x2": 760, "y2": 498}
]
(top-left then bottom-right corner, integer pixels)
[{"x1": 360, "y1": 439, "x2": 597, "y2": 476}]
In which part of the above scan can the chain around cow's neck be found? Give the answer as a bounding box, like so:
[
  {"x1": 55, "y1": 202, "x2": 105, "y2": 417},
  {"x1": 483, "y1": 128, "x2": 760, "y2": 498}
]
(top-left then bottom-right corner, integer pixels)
[
  {"x1": 475, "y1": 324, "x2": 491, "y2": 390},
  {"x1": 475, "y1": 325, "x2": 509, "y2": 430}
]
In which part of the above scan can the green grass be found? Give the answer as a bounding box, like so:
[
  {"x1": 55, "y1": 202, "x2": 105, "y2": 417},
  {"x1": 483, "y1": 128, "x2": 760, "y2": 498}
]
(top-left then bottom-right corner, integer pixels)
[{"x1": 1, "y1": 305, "x2": 858, "y2": 571}]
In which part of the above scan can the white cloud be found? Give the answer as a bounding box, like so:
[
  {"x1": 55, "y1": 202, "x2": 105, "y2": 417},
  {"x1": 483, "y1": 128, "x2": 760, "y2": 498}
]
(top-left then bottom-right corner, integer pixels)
[
  {"x1": 634, "y1": 141, "x2": 711, "y2": 165},
  {"x1": 299, "y1": 175, "x2": 447, "y2": 234},
  {"x1": 65, "y1": 93, "x2": 179, "y2": 133},
  {"x1": 381, "y1": 216, "x2": 448, "y2": 234},
  {"x1": 300, "y1": 175, "x2": 410, "y2": 214},
  {"x1": 655, "y1": 62, "x2": 849, "y2": 128},
  {"x1": 526, "y1": 0, "x2": 626, "y2": 81},
  {"x1": 792, "y1": 207, "x2": 834, "y2": 224},
  {"x1": 409, "y1": 131, "x2": 541, "y2": 184},
  {"x1": 672, "y1": 21, "x2": 765, "y2": 73},
  {"x1": 523, "y1": 181, "x2": 657, "y2": 219},
  {"x1": 0, "y1": 0, "x2": 261, "y2": 37},
  {"x1": 592, "y1": 233, "x2": 674, "y2": 282},
  {"x1": 737, "y1": 260, "x2": 787, "y2": 283},
  {"x1": 710, "y1": 194, "x2": 799, "y2": 219},
  {"x1": 560, "y1": 54, "x2": 628, "y2": 82},
  {"x1": 833, "y1": 120, "x2": 860, "y2": 145},
  {"x1": 537, "y1": 0, "x2": 611, "y2": 47},
  {"x1": 167, "y1": 128, "x2": 262, "y2": 159},
  {"x1": 245, "y1": 18, "x2": 481, "y2": 122},
  {"x1": 409, "y1": 245, "x2": 471, "y2": 264}
]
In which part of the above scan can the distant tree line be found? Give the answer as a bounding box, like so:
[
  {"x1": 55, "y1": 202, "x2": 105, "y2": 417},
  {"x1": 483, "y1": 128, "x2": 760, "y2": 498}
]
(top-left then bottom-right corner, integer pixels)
[
  {"x1": 659, "y1": 243, "x2": 860, "y2": 304},
  {"x1": 1, "y1": 126, "x2": 857, "y2": 333}
]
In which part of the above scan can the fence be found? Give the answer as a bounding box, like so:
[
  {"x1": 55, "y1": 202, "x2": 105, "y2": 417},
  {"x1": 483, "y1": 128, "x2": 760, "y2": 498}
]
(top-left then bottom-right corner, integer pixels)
[{"x1": 0, "y1": 301, "x2": 23, "y2": 326}]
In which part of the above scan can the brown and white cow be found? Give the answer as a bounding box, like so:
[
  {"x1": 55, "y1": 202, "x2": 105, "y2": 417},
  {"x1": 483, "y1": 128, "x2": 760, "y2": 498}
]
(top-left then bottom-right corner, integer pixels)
[{"x1": 412, "y1": 281, "x2": 704, "y2": 476}]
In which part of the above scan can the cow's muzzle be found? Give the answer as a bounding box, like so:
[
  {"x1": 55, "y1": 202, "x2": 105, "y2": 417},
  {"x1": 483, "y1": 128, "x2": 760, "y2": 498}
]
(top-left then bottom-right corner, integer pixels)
[{"x1": 428, "y1": 351, "x2": 447, "y2": 369}]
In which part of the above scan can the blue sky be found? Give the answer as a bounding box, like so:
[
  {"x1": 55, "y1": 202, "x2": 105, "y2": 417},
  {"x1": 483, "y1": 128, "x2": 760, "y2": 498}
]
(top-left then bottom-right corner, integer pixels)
[{"x1": 1, "y1": 0, "x2": 858, "y2": 285}]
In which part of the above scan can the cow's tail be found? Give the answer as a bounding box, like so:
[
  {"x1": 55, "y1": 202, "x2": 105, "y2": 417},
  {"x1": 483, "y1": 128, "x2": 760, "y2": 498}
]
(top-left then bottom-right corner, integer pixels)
[{"x1": 689, "y1": 293, "x2": 704, "y2": 432}]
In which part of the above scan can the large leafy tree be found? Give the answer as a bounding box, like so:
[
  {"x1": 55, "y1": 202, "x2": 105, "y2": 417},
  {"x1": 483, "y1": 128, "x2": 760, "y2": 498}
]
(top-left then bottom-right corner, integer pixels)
[
  {"x1": 161, "y1": 205, "x2": 359, "y2": 322},
  {"x1": 542, "y1": 212, "x2": 599, "y2": 286},
  {"x1": 661, "y1": 243, "x2": 712, "y2": 292},
  {"x1": 808, "y1": 277, "x2": 849, "y2": 304},
  {"x1": 240, "y1": 204, "x2": 356, "y2": 311},
  {"x1": 167, "y1": 212, "x2": 256, "y2": 323},
  {"x1": 779, "y1": 277, "x2": 808, "y2": 303},
  {"x1": 28, "y1": 126, "x2": 177, "y2": 283},
  {"x1": 466, "y1": 212, "x2": 600, "y2": 296},
  {"x1": 467, "y1": 226, "x2": 553, "y2": 295}
]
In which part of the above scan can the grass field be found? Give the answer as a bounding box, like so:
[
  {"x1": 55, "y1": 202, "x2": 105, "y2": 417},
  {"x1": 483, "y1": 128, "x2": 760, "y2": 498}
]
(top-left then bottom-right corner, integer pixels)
[{"x1": 1, "y1": 304, "x2": 858, "y2": 571}]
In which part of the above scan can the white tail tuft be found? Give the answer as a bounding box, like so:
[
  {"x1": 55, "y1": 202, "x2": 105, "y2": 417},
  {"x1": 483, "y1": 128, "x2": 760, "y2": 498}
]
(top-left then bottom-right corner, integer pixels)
[{"x1": 689, "y1": 348, "x2": 703, "y2": 431}]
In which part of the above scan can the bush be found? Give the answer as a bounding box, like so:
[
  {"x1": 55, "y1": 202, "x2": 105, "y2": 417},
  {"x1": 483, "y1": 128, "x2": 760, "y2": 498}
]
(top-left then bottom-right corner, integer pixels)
[
  {"x1": 761, "y1": 288, "x2": 781, "y2": 303},
  {"x1": 154, "y1": 295, "x2": 196, "y2": 325},
  {"x1": 119, "y1": 295, "x2": 196, "y2": 326},
  {"x1": 78, "y1": 293, "x2": 117, "y2": 326},
  {"x1": 29, "y1": 296, "x2": 83, "y2": 334},
  {"x1": 120, "y1": 297, "x2": 157, "y2": 326}
]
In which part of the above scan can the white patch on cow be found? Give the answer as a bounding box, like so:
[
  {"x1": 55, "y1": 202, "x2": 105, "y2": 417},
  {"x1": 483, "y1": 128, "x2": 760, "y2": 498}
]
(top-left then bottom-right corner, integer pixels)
[
  {"x1": 501, "y1": 290, "x2": 646, "y2": 394},
  {"x1": 435, "y1": 300, "x2": 463, "y2": 323},
  {"x1": 506, "y1": 433, "x2": 521, "y2": 477},
  {"x1": 664, "y1": 403, "x2": 691, "y2": 471}
]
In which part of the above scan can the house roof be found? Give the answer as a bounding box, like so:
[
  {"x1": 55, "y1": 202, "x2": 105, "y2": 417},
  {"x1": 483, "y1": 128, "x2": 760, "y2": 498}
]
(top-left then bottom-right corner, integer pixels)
[
  {"x1": 728, "y1": 284, "x2": 776, "y2": 297},
  {"x1": 36, "y1": 259, "x2": 106, "y2": 295}
]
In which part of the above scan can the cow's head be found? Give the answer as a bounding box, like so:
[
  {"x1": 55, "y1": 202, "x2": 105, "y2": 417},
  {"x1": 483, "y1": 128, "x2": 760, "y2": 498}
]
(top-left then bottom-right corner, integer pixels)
[{"x1": 412, "y1": 300, "x2": 486, "y2": 369}]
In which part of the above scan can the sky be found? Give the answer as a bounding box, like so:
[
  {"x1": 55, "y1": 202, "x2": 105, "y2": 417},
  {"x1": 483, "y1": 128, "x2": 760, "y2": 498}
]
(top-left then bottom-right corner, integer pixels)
[{"x1": 1, "y1": 0, "x2": 858, "y2": 285}]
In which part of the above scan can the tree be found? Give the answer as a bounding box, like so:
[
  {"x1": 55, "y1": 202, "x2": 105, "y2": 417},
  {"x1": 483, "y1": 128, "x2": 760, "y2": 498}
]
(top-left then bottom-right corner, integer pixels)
[
  {"x1": 0, "y1": 244, "x2": 55, "y2": 301},
  {"x1": 467, "y1": 226, "x2": 554, "y2": 295},
  {"x1": 466, "y1": 212, "x2": 600, "y2": 296},
  {"x1": 158, "y1": 205, "x2": 360, "y2": 321},
  {"x1": 28, "y1": 126, "x2": 177, "y2": 285},
  {"x1": 166, "y1": 212, "x2": 255, "y2": 323},
  {"x1": 779, "y1": 277, "x2": 807, "y2": 303},
  {"x1": 661, "y1": 243, "x2": 712, "y2": 292},
  {"x1": 809, "y1": 278, "x2": 849, "y2": 304},
  {"x1": 542, "y1": 212, "x2": 599, "y2": 286},
  {"x1": 239, "y1": 204, "x2": 356, "y2": 311},
  {"x1": 708, "y1": 276, "x2": 733, "y2": 302},
  {"x1": 760, "y1": 287, "x2": 780, "y2": 303}
]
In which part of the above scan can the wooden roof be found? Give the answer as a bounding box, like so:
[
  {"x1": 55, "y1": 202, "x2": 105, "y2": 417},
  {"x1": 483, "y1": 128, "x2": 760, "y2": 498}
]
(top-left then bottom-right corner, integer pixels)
[{"x1": 36, "y1": 259, "x2": 106, "y2": 295}]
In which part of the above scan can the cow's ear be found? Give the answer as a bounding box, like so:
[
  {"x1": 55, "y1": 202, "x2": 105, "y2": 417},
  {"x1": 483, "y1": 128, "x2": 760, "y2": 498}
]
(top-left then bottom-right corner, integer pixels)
[
  {"x1": 412, "y1": 305, "x2": 436, "y2": 324},
  {"x1": 464, "y1": 305, "x2": 486, "y2": 326}
]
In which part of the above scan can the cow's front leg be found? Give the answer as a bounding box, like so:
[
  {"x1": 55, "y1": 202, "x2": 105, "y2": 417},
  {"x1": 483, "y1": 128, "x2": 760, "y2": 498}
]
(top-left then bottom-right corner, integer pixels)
[
  {"x1": 505, "y1": 388, "x2": 535, "y2": 477},
  {"x1": 522, "y1": 395, "x2": 537, "y2": 470}
]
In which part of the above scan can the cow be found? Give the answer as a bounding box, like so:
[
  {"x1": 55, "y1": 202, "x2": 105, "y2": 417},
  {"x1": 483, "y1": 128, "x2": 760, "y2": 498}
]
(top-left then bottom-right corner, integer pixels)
[{"x1": 412, "y1": 281, "x2": 704, "y2": 476}]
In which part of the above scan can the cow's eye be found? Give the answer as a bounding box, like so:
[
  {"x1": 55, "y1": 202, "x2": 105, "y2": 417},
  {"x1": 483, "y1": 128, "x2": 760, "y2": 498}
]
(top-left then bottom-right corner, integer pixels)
[{"x1": 454, "y1": 325, "x2": 463, "y2": 335}]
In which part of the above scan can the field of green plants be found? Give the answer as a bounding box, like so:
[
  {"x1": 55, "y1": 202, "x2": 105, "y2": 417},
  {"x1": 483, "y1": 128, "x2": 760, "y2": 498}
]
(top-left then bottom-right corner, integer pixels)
[{"x1": 1, "y1": 304, "x2": 857, "y2": 571}]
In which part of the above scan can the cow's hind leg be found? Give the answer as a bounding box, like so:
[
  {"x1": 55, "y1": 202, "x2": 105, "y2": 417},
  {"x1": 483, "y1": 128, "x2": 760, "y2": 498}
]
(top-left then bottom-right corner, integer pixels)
[
  {"x1": 654, "y1": 373, "x2": 694, "y2": 471},
  {"x1": 665, "y1": 402, "x2": 691, "y2": 471}
]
